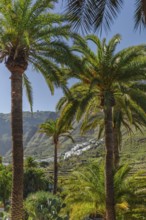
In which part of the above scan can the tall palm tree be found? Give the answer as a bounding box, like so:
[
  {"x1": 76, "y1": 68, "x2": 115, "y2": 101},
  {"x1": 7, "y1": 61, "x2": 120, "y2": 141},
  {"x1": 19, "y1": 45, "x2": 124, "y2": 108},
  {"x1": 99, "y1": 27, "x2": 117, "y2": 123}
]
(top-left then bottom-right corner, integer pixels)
[
  {"x1": 63, "y1": 160, "x2": 146, "y2": 220},
  {"x1": 0, "y1": 0, "x2": 78, "y2": 219},
  {"x1": 65, "y1": 0, "x2": 146, "y2": 32},
  {"x1": 57, "y1": 34, "x2": 146, "y2": 220},
  {"x1": 79, "y1": 82, "x2": 146, "y2": 167},
  {"x1": 40, "y1": 119, "x2": 74, "y2": 194}
]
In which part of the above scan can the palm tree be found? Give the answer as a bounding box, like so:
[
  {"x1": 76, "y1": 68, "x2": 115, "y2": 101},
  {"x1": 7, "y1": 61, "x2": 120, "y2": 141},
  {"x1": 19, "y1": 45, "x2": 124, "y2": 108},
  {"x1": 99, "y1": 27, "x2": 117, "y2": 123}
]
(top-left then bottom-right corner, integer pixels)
[
  {"x1": 65, "y1": 0, "x2": 146, "y2": 32},
  {"x1": 57, "y1": 34, "x2": 146, "y2": 220},
  {"x1": 24, "y1": 156, "x2": 38, "y2": 169},
  {"x1": 0, "y1": 0, "x2": 78, "y2": 219},
  {"x1": 113, "y1": 83, "x2": 146, "y2": 167},
  {"x1": 81, "y1": 82, "x2": 146, "y2": 167},
  {"x1": 63, "y1": 160, "x2": 146, "y2": 220},
  {"x1": 40, "y1": 119, "x2": 74, "y2": 194},
  {"x1": 57, "y1": 81, "x2": 146, "y2": 168}
]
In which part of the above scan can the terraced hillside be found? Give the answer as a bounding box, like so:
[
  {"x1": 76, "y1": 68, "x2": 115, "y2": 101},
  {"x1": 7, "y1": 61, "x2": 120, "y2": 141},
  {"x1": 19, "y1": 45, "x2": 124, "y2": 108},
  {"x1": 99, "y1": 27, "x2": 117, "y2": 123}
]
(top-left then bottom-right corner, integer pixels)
[
  {"x1": 51, "y1": 129, "x2": 146, "y2": 178},
  {"x1": 121, "y1": 129, "x2": 146, "y2": 171},
  {"x1": 1, "y1": 111, "x2": 146, "y2": 172}
]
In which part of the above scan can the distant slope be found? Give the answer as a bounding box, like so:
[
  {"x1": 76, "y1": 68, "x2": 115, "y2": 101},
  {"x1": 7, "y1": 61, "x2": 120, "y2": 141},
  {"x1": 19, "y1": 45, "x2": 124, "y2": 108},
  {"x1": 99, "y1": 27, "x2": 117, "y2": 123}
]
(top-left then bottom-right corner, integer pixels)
[
  {"x1": 0, "y1": 113, "x2": 11, "y2": 155},
  {"x1": 23, "y1": 119, "x2": 96, "y2": 160},
  {"x1": 0, "y1": 111, "x2": 96, "y2": 160},
  {"x1": 0, "y1": 111, "x2": 57, "y2": 156},
  {"x1": 1, "y1": 111, "x2": 146, "y2": 170},
  {"x1": 121, "y1": 129, "x2": 146, "y2": 170}
]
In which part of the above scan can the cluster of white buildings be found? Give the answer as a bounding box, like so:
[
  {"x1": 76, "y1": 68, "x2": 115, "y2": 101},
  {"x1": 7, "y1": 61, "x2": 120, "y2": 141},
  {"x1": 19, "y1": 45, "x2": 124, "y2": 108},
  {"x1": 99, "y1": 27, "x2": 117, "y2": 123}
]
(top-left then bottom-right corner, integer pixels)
[
  {"x1": 23, "y1": 137, "x2": 104, "y2": 164},
  {"x1": 63, "y1": 138, "x2": 104, "y2": 159}
]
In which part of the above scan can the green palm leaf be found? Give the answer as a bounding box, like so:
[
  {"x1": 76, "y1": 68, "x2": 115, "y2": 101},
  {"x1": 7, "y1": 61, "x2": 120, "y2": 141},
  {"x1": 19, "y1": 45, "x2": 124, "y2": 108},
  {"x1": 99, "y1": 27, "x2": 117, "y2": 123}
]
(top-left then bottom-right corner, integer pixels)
[{"x1": 23, "y1": 73, "x2": 33, "y2": 112}]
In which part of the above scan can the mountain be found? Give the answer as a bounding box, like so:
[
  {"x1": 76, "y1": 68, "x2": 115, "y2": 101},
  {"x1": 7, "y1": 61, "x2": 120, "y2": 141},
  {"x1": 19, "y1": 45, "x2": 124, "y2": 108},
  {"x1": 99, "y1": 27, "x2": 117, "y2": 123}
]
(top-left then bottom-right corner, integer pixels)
[
  {"x1": 0, "y1": 111, "x2": 96, "y2": 161},
  {"x1": 0, "y1": 111, "x2": 57, "y2": 157},
  {"x1": 1, "y1": 111, "x2": 146, "y2": 171}
]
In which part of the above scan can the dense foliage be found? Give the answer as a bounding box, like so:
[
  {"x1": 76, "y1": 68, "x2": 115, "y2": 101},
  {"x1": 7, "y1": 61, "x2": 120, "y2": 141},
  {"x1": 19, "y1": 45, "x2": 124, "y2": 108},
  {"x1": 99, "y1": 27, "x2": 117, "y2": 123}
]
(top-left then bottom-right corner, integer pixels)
[
  {"x1": 24, "y1": 191, "x2": 68, "y2": 220},
  {"x1": 63, "y1": 160, "x2": 146, "y2": 220},
  {"x1": 0, "y1": 164, "x2": 12, "y2": 210},
  {"x1": 1, "y1": 0, "x2": 146, "y2": 220},
  {"x1": 24, "y1": 167, "x2": 50, "y2": 199}
]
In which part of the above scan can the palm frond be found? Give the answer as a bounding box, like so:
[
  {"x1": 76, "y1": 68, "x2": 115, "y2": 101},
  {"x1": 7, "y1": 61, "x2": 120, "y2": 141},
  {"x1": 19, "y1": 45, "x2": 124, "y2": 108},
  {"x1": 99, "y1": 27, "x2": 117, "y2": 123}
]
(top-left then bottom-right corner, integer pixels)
[
  {"x1": 65, "y1": 0, "x2": 123, "y2": 33},
  {"x1": 63, "y1": 160, "x2": 146, "y2": 219},
  {"x1": 92, "y1": 0, "x2": 123, "y2": 33},
  {"x1": 134, "y1": 0, "x2": 146, "y2": 30},
  {"x1": 23, "y1": 73, "x2": 33, "y2": 112},
  {"x1": 65, "y1": 0, "x2": 96, "y2": 33}
]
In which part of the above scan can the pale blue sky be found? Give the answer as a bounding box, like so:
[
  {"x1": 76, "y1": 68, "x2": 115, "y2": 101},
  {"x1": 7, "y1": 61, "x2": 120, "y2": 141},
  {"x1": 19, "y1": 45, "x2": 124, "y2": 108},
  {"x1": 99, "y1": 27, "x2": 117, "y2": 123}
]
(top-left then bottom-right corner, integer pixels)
[{"x1": 0, "y1": 0, "x2": 146, "y2": 113}]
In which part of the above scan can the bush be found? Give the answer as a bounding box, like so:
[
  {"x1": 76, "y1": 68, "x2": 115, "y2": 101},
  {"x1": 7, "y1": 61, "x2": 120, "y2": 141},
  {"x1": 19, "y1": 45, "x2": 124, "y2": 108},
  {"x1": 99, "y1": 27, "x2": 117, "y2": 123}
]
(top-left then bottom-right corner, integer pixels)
[{"x1": 24, "y1": 191, "x2": 68, "y2": 220}]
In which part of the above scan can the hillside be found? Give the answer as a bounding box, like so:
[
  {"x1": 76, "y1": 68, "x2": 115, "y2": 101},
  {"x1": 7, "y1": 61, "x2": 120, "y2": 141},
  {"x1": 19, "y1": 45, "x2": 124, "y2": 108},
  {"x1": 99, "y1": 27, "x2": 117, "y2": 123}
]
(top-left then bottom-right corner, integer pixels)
[
  {"x1": 0, "y1": 111, "x2": 57, "y2": 157},
  {"x1": 121, "y1": 129, "x2": 146, "y2": 170},
  {"x1": 1, "y1": 111, "x2": 146, "y2": 171},
  {"x1": 0, "y1": 111, "x2": 96, "y2": 161}
]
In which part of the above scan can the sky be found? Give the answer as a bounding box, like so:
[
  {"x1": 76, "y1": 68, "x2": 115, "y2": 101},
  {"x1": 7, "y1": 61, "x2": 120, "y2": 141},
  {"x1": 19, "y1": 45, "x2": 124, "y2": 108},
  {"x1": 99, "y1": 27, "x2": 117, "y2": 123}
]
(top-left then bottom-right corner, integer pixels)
[{"x1": 0, "y1": 0, "x2": 146, "y2": 113}]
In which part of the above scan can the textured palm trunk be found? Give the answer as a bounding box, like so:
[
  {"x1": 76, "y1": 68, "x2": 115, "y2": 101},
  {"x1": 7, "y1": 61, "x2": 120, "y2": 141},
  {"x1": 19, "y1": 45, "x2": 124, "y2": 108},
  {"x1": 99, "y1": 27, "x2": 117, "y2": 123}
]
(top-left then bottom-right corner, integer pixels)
[
  {"x1": 6, "y1": 51, "x2": 27, "y2": 220},
  {"x1": 104, "y1": 106, "x2": 116, "y2": 220},
  {"x1": 10, "y1": 72, "x2": 24, "y2": 220},
  {"x1": 53, "y1": 140, "x2": 58, "y2": 194},
  {"x1": 113, "y1": 127, "x2": 120, "y2": 168}
]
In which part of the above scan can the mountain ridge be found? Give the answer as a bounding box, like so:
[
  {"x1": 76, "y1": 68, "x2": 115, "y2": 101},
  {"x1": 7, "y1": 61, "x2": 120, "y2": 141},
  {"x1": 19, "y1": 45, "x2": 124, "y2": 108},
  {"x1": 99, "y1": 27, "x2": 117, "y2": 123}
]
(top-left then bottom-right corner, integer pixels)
[
  {"x1": 0, "y1": 111, "x2": 58, "y2": 157},
  {"x1": 1, "y1": 111, "x2": 146, "y2": 171},
  {"x1": 0, "y1": 111, "x2": 96, "y2": 161}
]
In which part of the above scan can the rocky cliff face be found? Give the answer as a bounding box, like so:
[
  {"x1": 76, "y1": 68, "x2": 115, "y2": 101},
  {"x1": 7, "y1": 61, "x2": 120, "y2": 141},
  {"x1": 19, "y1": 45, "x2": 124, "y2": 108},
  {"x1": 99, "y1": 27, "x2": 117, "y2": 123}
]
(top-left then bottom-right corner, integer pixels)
[
  {"x1": 0, "y1": 111, "x2": 58, "y2": 157},
  {"x1": 0, "y1": 113, "x2": 11, "y2": 155},
  {"x1": 0, "y1": 111, "x2": 97, "y2": 161}
]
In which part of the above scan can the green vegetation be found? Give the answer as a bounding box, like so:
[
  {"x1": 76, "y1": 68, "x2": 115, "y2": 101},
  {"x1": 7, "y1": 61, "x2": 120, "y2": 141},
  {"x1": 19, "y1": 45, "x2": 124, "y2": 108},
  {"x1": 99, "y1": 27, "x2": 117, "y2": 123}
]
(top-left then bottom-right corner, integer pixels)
[
  {"x1": 0, "y1": 164, "x2": 12, "y2": 210},
  {"x1": 24, "y1": 157, "x2": 50, "y2": 199},
  {"x1": 40, "y1": 119, "x2": 74, "y2": 194},
  {"x1": 0, "y1": 0, "x2": 78, "y2": 217},
  {"x1": 57, "y1": 34, "x2": 146, "y2": 219},
  {"x1": 63, "y1": 160, "x2": 146, "y2": 220},
  {"x1": 24, "y1": 191, "x2": 68, "y2": 220},
  {"x1": 0, "y1": 1, "x2": 146, "y2": 220}
]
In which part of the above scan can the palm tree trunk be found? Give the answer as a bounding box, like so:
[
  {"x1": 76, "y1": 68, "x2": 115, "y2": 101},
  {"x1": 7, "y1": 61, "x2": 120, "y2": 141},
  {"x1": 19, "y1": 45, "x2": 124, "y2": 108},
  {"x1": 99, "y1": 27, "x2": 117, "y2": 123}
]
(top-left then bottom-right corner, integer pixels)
[
  {"x1": 3, "y1": 198, "x2": 6, "y2": 211},
  {"x1": 53, "y1": 141, "x2": 58, "y2": 194},
  {"x1": 104, "y1": 106, "x2": 116, "y2": 220},
  {"x1": 113, "y1": 127, "x2": 120, "y2": 168},
  {"x1": 10, "y1": 72, "x2": 24, "y2": 220}
]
